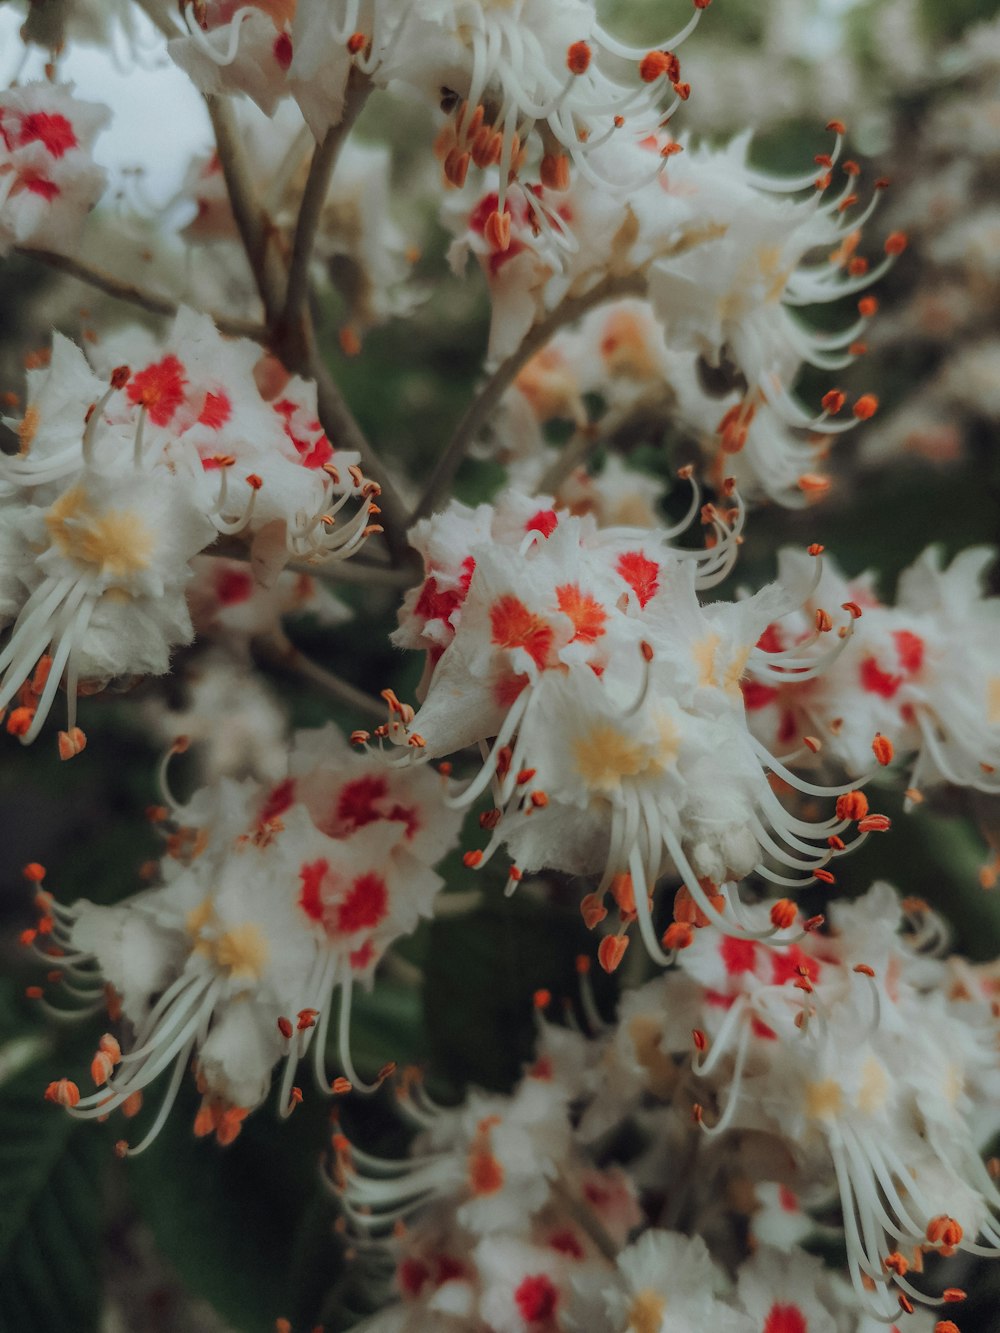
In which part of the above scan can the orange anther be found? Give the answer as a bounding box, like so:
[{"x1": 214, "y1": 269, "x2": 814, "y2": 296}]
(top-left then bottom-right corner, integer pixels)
[
  {"x1": 826, "y1": 119, "x2": 846, "y2": 134},
  {"x1": 598, "y1": 934, "x2": 629, "y2": 973},
  {"x1": 933, "y1": 1323, "x2": 959, "y2": 1333},
  {"x1": 245, "y1": 473, "x2": 263, "y2": 490},
  {"x1": 821, "y1": 389, "x2": 846, "y2": 414},
  {"x1": 858, "y1": 296, "x2": 878, "y2": 317},
  {"x1": 91, "y1": 1051, "x2": 114, "y2": 1085},
  {"x1": 23, "y1": 863, "x2": 46, "y2": 882},
  {"x1": 463, "y1": 849, "x2": 484, "y2": 868},
  {"x1": 484, "y1": 209, "x2": 511, "y2": 252},
  {"x1": 332, "y1": 1077, "x2": 352, "y2": 1094},
  {"x1": 123, "y1": 1091, "x2": 143, "y2": 1118},
  {"x1": 516, "y1": 768, "x2": 536, "y2": 785},
  {"x1": 566, "y1": 40, "x2": 591, "y2": 74},
  {"x1": 853, "y1": 394, "x2": 878, "y2": 420},
  {"x1": 346, "y1": 31, "x2": 366, "y2": 54},
  {"x1": 57, "y1": 727, "x2": 88, "y2": 761},
  {"x1": 277, "y1": 1016, "x2": 293, "y2": 1040},
  {"x1": 803, "y1": 914, "x2": 825, "y2": 933},
  {"x1": 662, "y1": 921, "x2": 693, "y2": 950},
  {"x1": 808, "y1": 543, "x2": 825, "y2": 557},
  {"x1": 533, "y1": 988, "x2": 551, "y2": 1010},
  {"x1": 540, "y1": 152, "x2": 570, "y2": 192},
  {"x1": 575, "y1": 954, "x2": 590, "y2": 974},
  {"x1": 814, "y1": 868, "x2": 836, "y2": 884},
  {"x1": 884, "y1": 1252, "x2": 909, "y2": 1276},
  {"x1": 854, "y1": 963, "x2": 876, "y2": 978},
  {"x1": 898, "y1": 1294, "x2": 915, "y2": 1315},
  {"x1": 858, "y1": 814, "x2": 891, "y2": 833},
  {"x1": 942, "y1": 1289, "x2": 966, "y2": 1303},
  {"x1": 927, "y1": 1216, "x2": 963, "y2": 1250},
  {"x1": 530, "y1": 790, "x2": 548, "y2": 808},
  {"x1": 45, "y1": 1079, "x2": 81, "y2": 1108},
  {"x1": 841, "y1": 601, "x2": 863, "y2": 619},
  {"x1": 884, "y1": 231, "x2": 908, "y2": 255},
  {"x1": 872, "y1": 733, "x2": 894, "y2": 765},
  {"x1": 639, "y1": 50, "x2": 676, "y2": 82},
  {"x1": 672, "y1": 80, "x2": 691, "y2": 100},
  {"x1": 479, "y1": 808, "x2": 502, "y2": 830},
  {"x1": 581, "y1": 893, "x2": 607, "y2": 929},
  {"x1": 770, "y1": 899, "x2": 797, "y2": 930},
  {"x1": 25, "y1": 986, "x2": 44, "y2": 999},
  {"x1": 692, "y1": 1028, "x2": 707, "y2": 1052},
  {"x1": 836, "y1": 790, "x2": 869, "y2": 822}
]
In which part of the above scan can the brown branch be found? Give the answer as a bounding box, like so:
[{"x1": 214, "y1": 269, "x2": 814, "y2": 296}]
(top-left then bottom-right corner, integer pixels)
[
  {"x1": 280, "y1": 68, "x2": 373, "y2": 346},
  {"x1": 257, "y1": 631, "x2": 386, "y2": 721},
  {"x1": 13, "y1": 247, "x2": 267, "y2": 341}
]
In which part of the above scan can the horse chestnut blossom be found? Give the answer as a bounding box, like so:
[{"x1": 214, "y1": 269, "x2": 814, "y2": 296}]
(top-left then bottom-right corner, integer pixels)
[
  {"x1": 0, "y1": 307, "x2": 378, "y2": 749},
  {"x1": 29, "y1": 721, "x2": 462, "y2": 1149},
  {"x1": 0, "y1": 82, "x2": 110, "y2": 256},
  {"x1": 744, "y1": 545, "x2": 1000, "y2": 799},
  {"x1": 383, "y1": 492, "x2": 879, "y2": 965}
]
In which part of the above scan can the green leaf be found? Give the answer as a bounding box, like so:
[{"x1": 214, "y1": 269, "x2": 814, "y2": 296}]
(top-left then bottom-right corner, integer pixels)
[{"x1": 0, "y1": 1046, "x2": 108, "y2": 1333}]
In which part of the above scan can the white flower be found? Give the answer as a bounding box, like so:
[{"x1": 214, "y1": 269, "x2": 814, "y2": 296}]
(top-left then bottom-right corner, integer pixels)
[{"x1": 0, "y1": 83, "x2": 109, "y2": 256}]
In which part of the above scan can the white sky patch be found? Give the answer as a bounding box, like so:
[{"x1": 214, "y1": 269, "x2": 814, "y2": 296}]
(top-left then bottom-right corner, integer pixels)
[{"x1": 0, "y1": 7, "x2": 210, "y2": 205}]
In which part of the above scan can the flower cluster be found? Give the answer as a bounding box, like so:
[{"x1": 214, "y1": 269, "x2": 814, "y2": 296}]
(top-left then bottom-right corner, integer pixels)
[
  {"x1": 0, "y1": 306, "x2": 378, "y2": 750},
  {"x1": 329, "y1": 884, "x2": 997, "y2": 1331},
  {"x1": 30, "y1": 720, "x2": 461, "y2": 1150},
  {"x1": 0, "y1": 82, "x2": 109, "y2": 255}
]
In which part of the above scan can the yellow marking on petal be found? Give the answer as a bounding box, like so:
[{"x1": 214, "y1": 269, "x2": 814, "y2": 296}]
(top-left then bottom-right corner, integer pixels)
[
  {"x1": 988, "y1": 677, "x2": 1000, "y2": 725},
  {"x1": 46, "y1": 485, "x2": 153, "y2": 578},
  {"x1": 573, "y1": 716, "x2": 677, "y2": 794},
  {"x1": 805, "y1": 1078, "x2": 843, "y2": 1122},
  {"x1": 856, "y1": 1056, "x2": 889, "y2": 1114},
  {"x1": 692, "y1": 633, "x2": 721, "y2": 688},
  {"x1": 186, "y1": 898, "x2": 215, "y2": 939},
  {"x1": 212, "y1": 924, "x2": 268, "y2": 980},
  {"x1": 722, "y1": 645, "x2": 752, "y2": 696},
  {"x1": 628, "y1": 1289, "x2": 667, "y2": 1333},
  {"x1": 17, "y1": 405, "x2": 39, "y2": 454}
]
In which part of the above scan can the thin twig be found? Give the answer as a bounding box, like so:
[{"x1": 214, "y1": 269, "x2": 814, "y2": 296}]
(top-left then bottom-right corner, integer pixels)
[
  {"x1": 258, "y1": 631, "x2": 385, "y2": 721},
  {"x1": 413, "y1": 224, "x2": 725, "y2": 522},
  {"x1": 204, "y1": 94, "x2": 287, "y2": 325},
  {"x1": 14, "y1": 247, "x2": 267, "y2": 341},
  {"x1": 281, "y1": 68, "x2": 372, "y2": 339},
  {"x1": 537, "y1": 426, "x2": 601, "y2": 496}
]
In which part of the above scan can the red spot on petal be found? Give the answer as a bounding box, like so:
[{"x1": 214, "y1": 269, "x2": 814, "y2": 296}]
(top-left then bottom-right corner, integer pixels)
[
  {"x1": 490, "y1": 595, "x2": 553, "y2": 669},
  {"x1": 273, "y1": 32, "x2": 293, "y2": 70},
  {"x1": 525, "y1": 508, "x2": 558, "y2": 537},
  {"x1": 260, "y1": 777, "x2": 295, "y2": 824},
  {"x1": 298, "y1": 858, "x2": 328, "y2": 923},
  {"x1": 763, "y1": 1305, "x2": 808, "y2": 1333},
  {"x1": 721, "y1": 936, "x2": 757, "y2": 975},
  {"x1": 128, "y1": 354, "x2": 187, "y2": 426},
  {"x1": 215, "y1": 566, "x2": 254, "y2": 605},
  {"x1": 336, "y1": 775, "x2": 389, "y2": 830},
  {"x1": 23, "y1": 174, "x2": 59, "y2": 199},
  {"x1": 616, "y1": 550, "x2": 660, "y2": 607},
  {"x1": 556, "y1": 583, "x2": 607, "y2": 644},
  {"x1": 198, "y1": 390, "x2": 231, "y2": 430},
  {"x1": 514, "y1": 1274, "x2": 559, "y2": 1323},
  {"x1": 18, "y1": 112, "x2": 77, "y2": 157},
  {"x1": 336, "y1": 872, "x2": 388, "y2": 934}
]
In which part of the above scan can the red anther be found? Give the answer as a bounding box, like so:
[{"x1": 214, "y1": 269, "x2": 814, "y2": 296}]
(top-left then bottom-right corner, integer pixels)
[
  {"x1": 597, "y1": 934, "x2": 629, "y2": 974},
  {"x1": 814, "y1": 153, "x2": 833, "y2": 167},
  {"x1": 898, "y1": 1294, "x2": 915, "y2": 1315},
  {"x1": 798, "y1": 473, "x2": 829, "y2": 496},
  {"x1": 346, "y1": 31, "x2": 366, "y2": 54},
  {"x1": 942, "y1": 1289, "x2": 966, "y2": 1303},
  {"x1": 109, "y1": 364, "x2": 130, "y2": 389},
  {"x1": 406, "y1": 733, "x2": 425, "y2": 748},
  {"x1": 90, "y1": 1051, "x2": 114, "y2": 1085},
  {"x1": 692, "y1": 1028, "x2": 707, "y2": 1052},
  {"x1": 479, "y1": 808, "x2": 502, "y2": 830},
  {"x1": 172, "y1": 735, "x2": 191, "y2": 754},
  {"x1": 245, "y1": 473, "x2": 263, "y2": 490},
  {"x1": 821, "y1": 388, "x2": 846, "y2": 414},
  {"x1": 99, "y1": 1034, "x2": 121, "y2": 1061},
  {"x1": 566, "y1": 40, "x2": 592, "y2": 74},
  {"x1": 841, "y1": 601, "x2": 863, "y2": 619},
  {"x1": 793, "y1": 976, "x2": 814, "y2": 993},
  {"x1": 495, "y1": 746, "x2": 513, "y2": 778},
  {"x1": 277, "y1": 1016, "x2": 293, "y2": 1040},
  {"x1": 842, "y1": 159, "x2": 861, "y2": 175},
  {"x1": 858, "y1": 814, "x2": 891, "y2": 833},
  {"x1": 836, "y1": 790, "x2": 869, "y2": 822},
  {"x1": 838, "y1": 193, "x2": 859, "y2": 213},
  {"x1": 581, "y1": 893, "x2": 608, "y2": 929},
  {"x1": 44, "y1": 1079, "x2": 80, "y2": 1108},
  {"x1": 533, "y1": 989, "x2": 551, "y2": 1010},
  {"x1": 770, "y1": 899, "x2": 797, "y2": 930},
  {"x1": 854, "y1": 964, "x2": 876, "y2": 978},
  {"x1": 692, "y1": 1103, "x2": 704, "y2": 1125},
  {"x1": 693, "y1": 0, "x2": 711, "y2": 8},
  {"x1": 484, "y1": 209, "x2": 511, "y2": 252},
  {"x1": 350, "y1": 730, "x2": 370, "y2": 745},
  {"x1": 19, "y1": 929, "x2": 36, "y2": 947},
  {"x1": 331, "y1": 1077, "x2": 352, "y2": 1094},
  {"x1": 297, "y1": 1008, "x2": 319, "y2": 1031},
  {"x1": 848, "y1": 257, "x2": 869, "y2": 277},
  {"x1": 7, "y1": 706, "x2": 34, "y2": 736},
  {"x1": 540, "y1": 152, "x2": 570, "y2": 191},
  {"x1": 802, "y1": 915, "x2": 825, "y2": 933},
  {"x1": 662, "y1": 921, "x2": 694, "y2": 951},
  {"x1": 640, "y1": 640, "x2": 654, "y2": 662},
  {"x1": 677, "y1": 463, "x2": 695, "y2": 480},
  {"x1": 516, "y1": 768, "x2": 536, "y2": 785},
  {"x1": 377, "y1": 1063, "x2": 396, "y2": 1084},
  {"x1": 25, "y1": 985, "x2": 44, "y2": 999},
  {"x1": 826, "y1": 119, "x2": 847, "y2": 134},
  {"x1": 853, "y1": 394, "x2": 878, "y2": 420},
  {"x1": 508, "y1": 867, "x2": 522, "y2": 883},
  {"x1": 614, "y1": 114, "x2": 625, "y2": 128},
  {"x1": 874, "y1": 176, "x2": 891, "y2": 189},
  {"x1": 814, "y1": 868, "x2": 836, "y2": 884},
  {"x1": 827, "y1": 834, "x2": 846, "y2": 851},
  {"x1": 23, "y1": 863, "x2": 46, "y2": 882},
  {"x1": 463, "y1": 849, "x2": 486, "y2": 870},
  {"x1": 114, "y1": 1139, "x2": 129, "y2": 1158},
  {"x1": 933, "y1": 1324, "x2": 960, "y2": 1333},
  {"x1": 443, "y1": 146, "x2": 471, "y2": 188},
  {"x1": 660, "y1": 140, "x2": 683, "y2": 157},
  {"x1": 872, "y1": 733, "x2": 894, "y2": 766},
  {"x1": 438, "y1": 762, "x2": 453, "y2": 777},
  {"x1": 815, "y1": 610, "x2": 833, "y2": 640},
  {"x1": 884, "y1": 231, "x2": 908, "y2": 255},
  {"x1": 639, "y1": 50, "x2": 675, "y2": 82},
  {"x1": 815, "y1": 173, "x2": 832, "y2": 191},
  {"x1": 530, "y1": 791, "x2": 548, "y2": 808},
  {"x1": 883, "y1": 1252, "x2": 909, "y2": 1276},
  {"x1": 807, "y1": 543, "x2": 825, "y2": 558},
  {"x1": 858, "y1": 296, "x2": 878, "y2": 317},
  {"x1": 672, "y1": 80, "x2": 691, "y2": 100},
  {"x1": 289, "y1": 1087, "x2": 303, "y2": 1108},
  {"x1": 575, "y1": 954, "x2": 590, "y2": 975}
]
